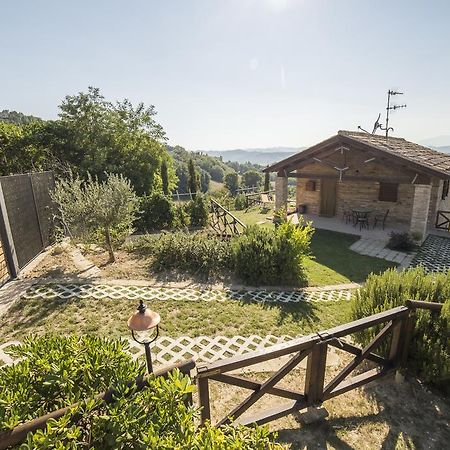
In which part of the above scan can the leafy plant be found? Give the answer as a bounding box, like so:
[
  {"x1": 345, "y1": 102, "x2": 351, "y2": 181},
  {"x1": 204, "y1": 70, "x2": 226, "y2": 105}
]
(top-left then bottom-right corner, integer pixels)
[
  {"x1": 150, "y1": 231, "x2": 233, "y2": 276},
  {"x1": 386, "y1": 231, "x2": 415, "y2": 251},
  {"x1": 19, "y1": 369, "x2": 282, "y2": 449},
  {"x1": 136, "y1": 192, "x2": 175, "y2": 231},
  {"x1": 188, "y1": 193, "x2": 210, "y2": 227},
  {"x1": 233, "y1": 221, "x2": 314, "y2": 286},
  {"x1": 224, "y1": 172, "x2": 239, "y2": 195},
  {"x1": 52, "y1": 172, "x2": 139, "y2": 262},
  {"x1": 234, "y1": 193, "x2": 247, "y2": 210},
  {"x1": 351, "y1": 267, "x2": 450, "y2": 387},
  {"x1": 0, "y1": 335, "x2": 144, "y2": 432}
]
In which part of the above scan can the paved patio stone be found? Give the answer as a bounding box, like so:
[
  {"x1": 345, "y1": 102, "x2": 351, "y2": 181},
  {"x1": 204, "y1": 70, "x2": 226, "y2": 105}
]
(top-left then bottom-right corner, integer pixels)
[
  {"x1": 411, "y1": 234, "x2": 450, "y2": 272},
  {"x1": 22, "y1": 283, "x2": 357, "y2": 304}
]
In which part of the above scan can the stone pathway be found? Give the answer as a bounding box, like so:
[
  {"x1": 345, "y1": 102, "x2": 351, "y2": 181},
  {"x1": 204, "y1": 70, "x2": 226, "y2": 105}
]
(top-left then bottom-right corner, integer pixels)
[
  {"x1": 23, "y1": 283, "x2": 356, "y2": 303},
  {"x1": 0, "y1": 334, "x2": 343, "y2": 371},
  {"x1": 411, "y1": 234, "x2": 450, "y2": 272},
  {"x1": 349, "y1": 238, "x2": 415, "y2": 268}
]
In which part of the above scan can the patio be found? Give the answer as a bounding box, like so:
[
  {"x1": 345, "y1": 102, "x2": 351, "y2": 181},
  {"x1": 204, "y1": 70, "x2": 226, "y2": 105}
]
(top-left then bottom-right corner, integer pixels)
[{"x1": 300, "y1": 213, "x2": 408, "y2": 240}]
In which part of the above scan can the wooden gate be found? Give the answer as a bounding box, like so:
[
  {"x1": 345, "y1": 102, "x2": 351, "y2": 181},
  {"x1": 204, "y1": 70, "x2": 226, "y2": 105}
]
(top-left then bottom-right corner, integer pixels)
[
  {"x1": 436, "y1": 210, "x2": 450, "y2": 231},
  {"x1": 197, "y1": 301, "x2": 439, "y2": 426}
]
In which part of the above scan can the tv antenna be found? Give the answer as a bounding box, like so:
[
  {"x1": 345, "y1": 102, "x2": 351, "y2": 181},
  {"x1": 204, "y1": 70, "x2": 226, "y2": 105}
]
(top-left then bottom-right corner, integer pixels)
[{"x1": 358, "y1": 89, "x2": 407, "y2": 137}]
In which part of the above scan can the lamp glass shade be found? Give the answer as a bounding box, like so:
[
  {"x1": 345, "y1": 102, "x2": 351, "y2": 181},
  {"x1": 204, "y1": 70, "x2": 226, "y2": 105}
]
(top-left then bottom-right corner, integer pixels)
[{"x1": 128, "y1": 308, "x2": 160, "y2": 332}]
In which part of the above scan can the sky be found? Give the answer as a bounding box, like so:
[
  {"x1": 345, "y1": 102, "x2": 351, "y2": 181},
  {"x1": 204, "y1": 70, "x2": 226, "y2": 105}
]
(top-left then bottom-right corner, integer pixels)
[{"x1": 1, "y1": 0, "x2": 450, "y2": 150}]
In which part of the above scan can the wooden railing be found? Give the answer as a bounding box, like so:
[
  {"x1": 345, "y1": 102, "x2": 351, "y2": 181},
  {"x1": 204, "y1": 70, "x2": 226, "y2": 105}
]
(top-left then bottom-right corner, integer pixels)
[
  {"x1": 435, "y1": 210, "x2": 450, "y2": 231},
  {"x1": 210, "y1": 198, "x2": 247, "y2": 237},
  {"x1": 245, "y1": 190, "x2": 275, "y2": 209},
  {"x1": 0, "y1": 359, "x2": 195, "y2": 450},
  {"x1": 196, "y1": 301, "x2": 443, "y2": 427}
]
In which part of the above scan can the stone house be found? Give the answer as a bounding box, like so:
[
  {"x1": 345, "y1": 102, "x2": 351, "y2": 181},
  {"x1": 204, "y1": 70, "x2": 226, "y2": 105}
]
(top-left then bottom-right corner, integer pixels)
[{"x1": 264, "y1": 130, "x2": 450, "y2": 239}]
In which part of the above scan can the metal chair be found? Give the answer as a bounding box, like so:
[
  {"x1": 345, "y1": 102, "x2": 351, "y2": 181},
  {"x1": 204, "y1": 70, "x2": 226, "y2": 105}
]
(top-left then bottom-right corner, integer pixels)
[{"x1": 373, "y1": 209, "x2": 390, "y2": 230}]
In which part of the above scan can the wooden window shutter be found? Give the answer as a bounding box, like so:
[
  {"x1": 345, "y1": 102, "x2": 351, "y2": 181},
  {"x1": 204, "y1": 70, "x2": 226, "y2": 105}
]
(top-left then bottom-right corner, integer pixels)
[
  {"x1": 378, "y1": 182, "x2": 398, "y2": 202},
  {"x1": 306, "y1": 180, "x2": 316, "y2": 191}
]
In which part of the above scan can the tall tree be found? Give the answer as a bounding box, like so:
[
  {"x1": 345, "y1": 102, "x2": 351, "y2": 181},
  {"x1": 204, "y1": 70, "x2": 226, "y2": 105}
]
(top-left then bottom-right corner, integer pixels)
[
  {"x1": 224, "y1": 172, "x2": 239, "y2": 195},
  {"x1": 264, "y1": 169, "x2": 270, "y2": 192},
  {"x1": 242, "y1": 170, "x2": 263, "y2": 188},
  {"x1": 161, "y1": 159, "x2": 169, "y2": 195},
  {"x1": 188, "y1": 158, "x2": 199, "y2": 193}
]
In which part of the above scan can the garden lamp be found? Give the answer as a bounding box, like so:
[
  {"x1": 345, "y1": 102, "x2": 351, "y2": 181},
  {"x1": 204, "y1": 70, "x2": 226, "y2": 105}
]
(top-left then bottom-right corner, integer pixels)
[{"x1": 128, "y1": 300, "x2": 160, "y2": 373}]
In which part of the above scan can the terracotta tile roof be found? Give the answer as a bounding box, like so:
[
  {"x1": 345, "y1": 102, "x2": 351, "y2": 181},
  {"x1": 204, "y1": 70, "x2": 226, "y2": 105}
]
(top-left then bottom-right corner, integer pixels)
[{"x1": 338, "y1": 130, "x2": 450, "y2": 177}]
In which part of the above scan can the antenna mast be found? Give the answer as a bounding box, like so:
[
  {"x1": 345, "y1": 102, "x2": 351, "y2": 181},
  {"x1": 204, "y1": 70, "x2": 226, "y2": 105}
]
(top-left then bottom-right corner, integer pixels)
[{"x1": 379, "y1": 90, "x2": 407, "y2": 137}]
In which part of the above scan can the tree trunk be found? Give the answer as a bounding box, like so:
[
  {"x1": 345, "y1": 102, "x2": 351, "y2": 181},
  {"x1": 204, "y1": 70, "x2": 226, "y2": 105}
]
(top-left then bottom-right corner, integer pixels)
[{"x1": 104, "y1": 227, "x2": 115, "y2": 263}]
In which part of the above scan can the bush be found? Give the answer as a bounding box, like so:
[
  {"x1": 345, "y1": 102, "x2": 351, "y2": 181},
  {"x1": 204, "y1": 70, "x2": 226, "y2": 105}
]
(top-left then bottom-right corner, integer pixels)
[
  {"x1": 136, "y1": 192, "x2": 175, "y2": 231},
  {"x1": 1, "y1": 336, "x2": 282, "y2": 449},
  {"x1": 188, "y1": 193, "x2": 210, "y2": 227},
  {"x1": 52, "y1": 173, "x2": 139, "y2": 262},
  {"x1": 0, "y1": 335, "x2": 143, "y2": 432},
  {"x1": 386, "y1": 231, "x2": 415, "y2": 251},
  {"x1": 233, "y1": 221, "x2": 314, "y2": 286},
  {"x1": 234, "y1": 193, "x2": 247, "y2": 210},
  {"x1": 151, "y1": 231, "x2": 233, "y2": 276},
  {"x1": 20, "y1": 369, "x2": 282, "y2": 449},
  {"x1": 351, "y1": 267, "x2": 450, "y2": 387},
  {"x1": 173, "y1": 202, "x2": 190, "y2": 228}
]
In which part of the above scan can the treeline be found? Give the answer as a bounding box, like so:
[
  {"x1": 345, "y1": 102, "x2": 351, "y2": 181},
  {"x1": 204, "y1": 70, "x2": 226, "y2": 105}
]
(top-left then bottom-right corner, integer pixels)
[{"x1": 0, "y1": 87, "x2": 172, "y2": 195}]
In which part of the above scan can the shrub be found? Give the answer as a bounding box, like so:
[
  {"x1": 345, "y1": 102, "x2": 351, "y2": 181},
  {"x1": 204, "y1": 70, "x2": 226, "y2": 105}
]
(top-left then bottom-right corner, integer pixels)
[
  {"x1": 52, "y1": 173, "x2": 139, "y2": 262},
  {"x1": 151, "y1": 231, "x2": 233, "y2": 276},
  {"x1": 20, "y1": 370, "x2": 282, "y2": 449},
  {"x1": 136, "y1": 192, "x2": 175, "y2": 231},
  {"x1": 351, "y1": 267, "x2": 450, "y2": 387},
  {"x1": 0, "y1": 335, "x2": 143, "y2": 432},
  {"x1": 234, "y1": 193, "x2": 247, "y2": 210},
  {"x1": 188, "y1": 193, "x2": 210, "y2": 227},
  {"x1": 386, "y1": 231, "x2": 415, "y2": 251},
  {"x1": 233, "y1": 221, "x2": 314, "y2": 286},
  {"x1": 173, "y1": 202, "x2": 190, "y2": 228}
]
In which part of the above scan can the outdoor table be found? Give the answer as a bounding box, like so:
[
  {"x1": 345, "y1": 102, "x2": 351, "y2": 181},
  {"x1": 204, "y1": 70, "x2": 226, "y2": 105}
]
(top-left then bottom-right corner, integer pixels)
[{"x1": 352, "y1": 208, "x2": 372, "y2": 229}]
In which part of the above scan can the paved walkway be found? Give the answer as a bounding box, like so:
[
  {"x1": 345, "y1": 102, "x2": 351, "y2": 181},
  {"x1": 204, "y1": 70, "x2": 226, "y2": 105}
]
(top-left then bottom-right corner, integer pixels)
[
  {"x1": 0, "y1": 334, "x2": 343, "y2": 372},
  {"x1": 23, "y1": 282, "x2": 357, "y2": 304},
  {"x1": 349, "y1": 238, "x2": 415, "y2": 268},
  {"x1": 411, "y1": 234, "x2": 450, "y2": 272}
]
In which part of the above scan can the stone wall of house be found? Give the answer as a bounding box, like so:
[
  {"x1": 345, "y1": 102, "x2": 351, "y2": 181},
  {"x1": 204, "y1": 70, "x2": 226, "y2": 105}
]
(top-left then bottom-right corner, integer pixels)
[{"x1": 294, "y1": 148, "x2": 422, "y2": 225}]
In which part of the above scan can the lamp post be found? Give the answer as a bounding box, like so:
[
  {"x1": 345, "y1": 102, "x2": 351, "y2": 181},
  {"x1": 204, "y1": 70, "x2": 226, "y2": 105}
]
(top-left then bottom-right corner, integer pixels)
[{"x1": 127, "y1": 300, "x2": 160, "y2": 374}]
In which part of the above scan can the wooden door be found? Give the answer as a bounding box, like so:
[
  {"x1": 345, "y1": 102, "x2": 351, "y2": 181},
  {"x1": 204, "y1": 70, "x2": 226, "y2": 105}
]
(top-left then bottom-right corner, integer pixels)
[{"x1": 320, "y1": 179, "x2": 336, "y2": 217}]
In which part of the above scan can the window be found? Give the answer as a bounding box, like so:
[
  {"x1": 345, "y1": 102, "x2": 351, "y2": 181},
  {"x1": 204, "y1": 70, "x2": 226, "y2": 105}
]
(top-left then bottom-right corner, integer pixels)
[
  {"x1": 442, "y1": 180, "x2": 449, "y2": 200},
  {"x1": 305, "y1": 180, "x2": 316, "y2": 191},
  {"x1": 378, "y1": 182, "x2": 398, "y2": 202}
]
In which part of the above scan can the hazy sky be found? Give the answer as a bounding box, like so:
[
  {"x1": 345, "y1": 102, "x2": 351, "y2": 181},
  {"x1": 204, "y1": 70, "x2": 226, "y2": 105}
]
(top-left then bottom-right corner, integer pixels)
[{"x1": 1, "y1": 0, "x2": 450, "y2": 150}]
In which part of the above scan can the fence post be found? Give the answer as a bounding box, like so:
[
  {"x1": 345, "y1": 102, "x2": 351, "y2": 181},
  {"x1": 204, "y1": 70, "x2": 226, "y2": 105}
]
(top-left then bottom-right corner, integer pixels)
[
  {"x1": 197, "y1": 376, "x2": 211, "y2": 425},
  {"x1": 400, "y1": 304, "x2": 417, "y2": 369},
  {"x1": 305, "y1": 343, "x2": 327, "y2": 405},
  {"x1": 388, "y1": 317, "x2": 408, "y2": 369},
  {"x1": 0, "y1": 182, "x2": 19, "y2": 278}
]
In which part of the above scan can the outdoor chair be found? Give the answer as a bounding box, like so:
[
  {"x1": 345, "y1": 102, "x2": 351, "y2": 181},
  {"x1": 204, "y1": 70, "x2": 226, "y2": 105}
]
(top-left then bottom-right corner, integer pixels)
[
  {"x1": 353, "y1": 211, "x2": 370, "y2": 230},
  {"x1": 373, "y1": 209, "x2": 390, "y2": 230},
  {"x1": 342, "y1": 209, "x2": 353, "y2": 224}
]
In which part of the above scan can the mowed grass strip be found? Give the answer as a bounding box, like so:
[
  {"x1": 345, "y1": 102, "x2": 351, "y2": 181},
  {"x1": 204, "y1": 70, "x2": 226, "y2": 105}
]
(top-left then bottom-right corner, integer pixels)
[{"x1": 0, "y1": 295, "x2": 351, "y2": 342}]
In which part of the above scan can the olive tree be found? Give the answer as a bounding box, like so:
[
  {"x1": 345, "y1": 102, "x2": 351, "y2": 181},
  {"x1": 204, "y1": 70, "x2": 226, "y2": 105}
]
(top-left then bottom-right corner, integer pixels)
[{"x1": 52, "y1": 173, "x2": 139, "y2": 262}]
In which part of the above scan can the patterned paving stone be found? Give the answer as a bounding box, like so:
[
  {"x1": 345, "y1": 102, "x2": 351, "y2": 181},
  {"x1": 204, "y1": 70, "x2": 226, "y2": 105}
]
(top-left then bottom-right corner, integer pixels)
[
  {"x1": 22, "y1": 283, "x2": 356, "y2": 304},
  {"x1": 411, "y1": 234, "x2": 450, "y2": 272},
  {"x1": 0, "y1": 335, "x2": 294, "y2": 367}
]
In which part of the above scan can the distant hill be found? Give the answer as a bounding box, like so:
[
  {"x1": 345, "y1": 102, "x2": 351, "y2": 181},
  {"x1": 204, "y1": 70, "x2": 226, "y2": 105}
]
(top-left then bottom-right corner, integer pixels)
[
  {"x1": 433, "y1": 146, "x2": 450, "y2": 154},
  {"x1": 0, "y1": 109, "x2": 42, "y2": 125},
  {"x1": 420, "y1": 136, "x2": 450, "y2": 148},
  {"x1": 203, "y1": 147, "x2": 303, "y2": 165}
]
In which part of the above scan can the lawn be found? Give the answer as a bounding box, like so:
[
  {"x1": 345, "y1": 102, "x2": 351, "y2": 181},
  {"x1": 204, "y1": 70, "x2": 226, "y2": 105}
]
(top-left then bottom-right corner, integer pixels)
[
  {"x1": 306, "y1": 229, "x2": 397, "y2": 285},
  {"x1": 0, "y1": 294, "x2": 351, "y2": 343},
  {"x1": 231, "y1": 208, "x2": 397, "y2": 286}
]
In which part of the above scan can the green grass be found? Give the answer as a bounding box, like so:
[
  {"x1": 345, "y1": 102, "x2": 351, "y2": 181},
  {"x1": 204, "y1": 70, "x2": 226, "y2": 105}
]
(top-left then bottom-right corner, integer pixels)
[
  {"x1": 306, "y1": 229, "x2": 397, "y2": 286},
  {"x1": 227, "y1": 208, "x2": 398, "y2": 286},
  {"x1": 0, "y1": 295, "x2": 351, "y2": 343}
]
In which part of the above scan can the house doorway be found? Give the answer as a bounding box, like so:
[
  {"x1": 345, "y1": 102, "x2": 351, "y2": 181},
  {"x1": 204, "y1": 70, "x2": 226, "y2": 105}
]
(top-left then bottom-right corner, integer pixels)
[{"x1": 320, "y1": 179, "x2": 337, "y2": 217}]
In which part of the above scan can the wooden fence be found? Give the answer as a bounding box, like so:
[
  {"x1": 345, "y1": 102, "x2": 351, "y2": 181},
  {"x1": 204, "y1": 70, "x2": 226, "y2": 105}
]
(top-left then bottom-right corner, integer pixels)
[
  {"x1": 210, "y1": 198, "x2": 246, "y2": 237},
  {"x1": 0, "y1": 301, "x2": 443, "y2": 447},
  {"x1": 196, "y1": 300, "x2": 442, "y2": 426},
  {"x1": 435, "y1": 210, "x2": 450, "y2": 231}
]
